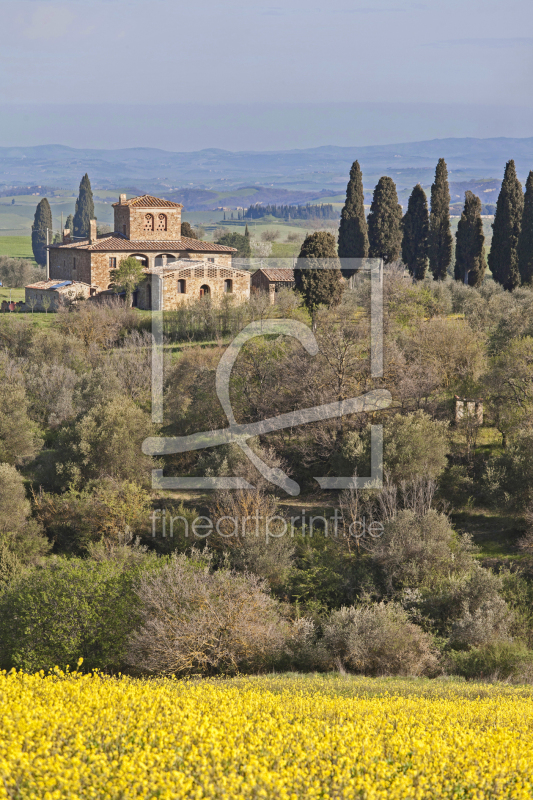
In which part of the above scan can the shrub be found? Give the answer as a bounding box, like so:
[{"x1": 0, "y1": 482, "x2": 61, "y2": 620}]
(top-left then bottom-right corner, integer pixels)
[
  {"x1": 127, "y1": 551, "x2": 286, "y2": 675},
  {"x1": 0, "y1": 256, "x2": 42, "y2": 288},
  {"x1": 384, "y1": 411, "x2": 450, "y2": 484},
  {"x1": 323, "y1": 602, "x2": 438, "y2": 676},
  {"x1": 370, "y1": 510, "x2": 474, "y2": 594},
  {"x1": 449, "y1": 595, "x2": 514, "y2": 649},
  {"x1": 0, "y1": 547, "x2": 160, "y2": 671},
  {"x1": 447, "y1": 641, "x2": 533, "y2": 681},
  {"x1": 33, "y1": 478, "x2": 152, "y2": 555}
]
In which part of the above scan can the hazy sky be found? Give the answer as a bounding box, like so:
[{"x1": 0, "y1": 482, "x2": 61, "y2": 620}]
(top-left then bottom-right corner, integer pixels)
[{"x1": 0, "y1": 0, "x2": 532, "y2": 147}]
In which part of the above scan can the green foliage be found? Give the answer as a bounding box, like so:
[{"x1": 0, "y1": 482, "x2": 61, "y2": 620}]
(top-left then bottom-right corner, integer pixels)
[
  {"x1": 367, "y1": 177, "x2": 403, "y2": 264},
  {"x1": 448, "y1": 641, "x2": 533, "y2": 680},
  {"x1": 73, "y1": 173, "x2": 95, "y2": 240},
  {"x1": 488, "y1": 160, "x2": 524, "y2": 290},
  {"x1": 370, "y1": 510, "x2": 473, "y2": 595},
  {"x1": 0, "y1": 367, "x2": 42, "y2": 466},
  {"x1": 0, "y1": 549, "x2": 161, "y2": 672},
  {"x1": 245, "y1": 203, "x2": 337, "y2": 221},
  {"x1": 455, "y1": 191, "x2": 487, "y2": 286},
  {"x1": 402, "y1": 184, "x2": 429, "y2": 280},
  {"x1": 518, "y1": 171, "x2": 533, "y2": 285},
  {"x1": 428, "y1": 158, "x2": 453, "y2": 280},
  {"x1": 34, "y1": 478, "x2": 152, "y2": 555},
  {"x1": 65, "y1": 213, "x2": 74, "y2": 236},
  {"x1": 31, "y1": 198, "x2": 52, "y2": 266},
  {"x1": 338, "y1": 160, "x2": 369, "y2": 269},
  {"x1": 0, "y1": 256, "x2": 41, "y2": 288},
  {"x1": 54, "y1": 396, "x2": 156, "y2": 489},
  {"x1": 323, "y1": 602, "x2": 438, "y2": 676},
  {"x1": 384, "y1": 411, "x2": 449, "y2": 483},
  {"x1": 110, "y1": 256, "x2": 146, "y2": 306},
  {"x1": 215, "y1": 231, "x2": 251, "y2": 258},
  {"x1": 180, "y1": 221, "x2": 198, "y2": 240},
  {"x1": 295, "y1": 232, "x2": 343, "y2": 321}
]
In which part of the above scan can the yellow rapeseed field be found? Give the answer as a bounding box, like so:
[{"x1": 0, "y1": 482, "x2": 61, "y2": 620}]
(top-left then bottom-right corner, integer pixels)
[{"x1": 1, "y1": 670, "x2": 533, "y2": 799}]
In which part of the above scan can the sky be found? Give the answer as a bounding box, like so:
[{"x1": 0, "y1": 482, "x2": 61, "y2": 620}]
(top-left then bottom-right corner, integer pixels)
[{"x1": 0, "y1": 0, "x2": 532, "y2": 149}]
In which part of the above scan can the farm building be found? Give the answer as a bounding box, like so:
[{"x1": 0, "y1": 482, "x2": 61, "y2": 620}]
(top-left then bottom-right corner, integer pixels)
[
  {"x1": 24, "y1": 279, "x2": 97, "y2": 311},
  {"x1": 251, "y1": 268, "x2": 296, "y2": 303},
  {"x1": 136, "y1": 260, "x2": 251, "y2": 309},
  {"x1": 44, "y1": 194, "x2": 246, "y2": 309}
]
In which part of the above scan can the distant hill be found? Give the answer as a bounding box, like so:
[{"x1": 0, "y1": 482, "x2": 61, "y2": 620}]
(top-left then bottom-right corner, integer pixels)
[{"x1": 0, "y1": 138, "x2": 531, "y2": 197}]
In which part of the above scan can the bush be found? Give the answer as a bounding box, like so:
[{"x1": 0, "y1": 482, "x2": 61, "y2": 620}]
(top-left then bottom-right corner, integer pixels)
[
  {"x1": 447, "y1": 641, "x2": 533, "y2": 681},
  {"x1": 0, "y1": 547, "x2": 160, "y2": 671},
  {"x1": 384, "y1": 411, "x2": 450, "y2": 484},
  {"x1": 0, "y1": 256, "x2": 43, "y2": 288},
  {"x1": 370, "y1": 510, "x2": 474, "y2": 594},
  {"x1": 449, "y1": 595, "x2": 514, "y2": 649},
  {"x1": 323, "y1": 602, "x2": 438, "y2": 676},
  {"x1": 127, "y1": 551, "x2": 286, "y2": 675}
]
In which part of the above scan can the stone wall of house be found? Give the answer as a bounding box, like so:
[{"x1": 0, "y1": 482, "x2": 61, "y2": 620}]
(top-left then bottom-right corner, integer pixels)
[
  {"x1": 113, "y1": 205, "x2": 130, "y2": 238},
  {"x1": 49, "y1": 249, "x2": 92, "y2": 284},
  {"x1": 113, "y1": 204, "x2": 182, "y2": 241},
  {"x1": 25, "y1": 282, "x2": 93, "y2": 311},
  {"x1": 137, "y1": 264, "x2": 251, "y2": 310}
]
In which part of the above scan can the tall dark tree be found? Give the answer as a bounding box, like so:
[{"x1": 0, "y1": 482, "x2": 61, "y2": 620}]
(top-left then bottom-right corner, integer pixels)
[
  {"x1": 31, "y1": 198, "x2": 52, "y2": 266},
  {"x1": 402, "y1": 184, "x2": 429, "y2": 280},
  {"x1": 295, "y1": 231, "x2": 343, "y2": 329},
  {"x1": 455, "y1": 191, "x2": 486, "y2": 287},
  {"x1": 65, "y1": 214, "x2": 74, "y2": 236},
  {"x1": 428, "y1": 158, "x2": 453, "y2": 280},
  {"x1": 338, "y1": 160, "x2": 369, "y2": 276},
  {"x1": 73, "y1": 173, "x2": 95, "y2": 240},
  {"x1": 180, "y1": 221, "x2": 198, "y2": 240},
  {"x1": 518, "y1": 171, "x2": 533, "y2": 286},
  {"x1": 488, "y1": 160, "x2": 523, "y2": 290},
  {"x1": 367, "y1": 177, "x2": 403, "y2": 264}
]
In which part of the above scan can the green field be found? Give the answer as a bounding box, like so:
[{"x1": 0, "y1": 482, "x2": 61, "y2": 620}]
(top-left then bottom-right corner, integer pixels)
[{"x1": 0, "y1": 236, "x2": 35, "y2": 261}]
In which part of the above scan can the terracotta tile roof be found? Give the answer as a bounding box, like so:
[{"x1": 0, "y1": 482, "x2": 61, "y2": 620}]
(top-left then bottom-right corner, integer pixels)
[
  {"x1": 50, "y1": 235, "x2": 236, "y2": 253},
  {"x1": 254, "y1": 268, "x2": 295, "y2": 282},
  {"x1": 111, "y1": 194, "x2": 183, "y2": 209}
]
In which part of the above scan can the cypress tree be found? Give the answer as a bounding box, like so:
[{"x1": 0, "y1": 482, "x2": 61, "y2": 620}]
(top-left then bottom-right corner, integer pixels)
[
  {"x1": 428, "y1": 158, "x2": 453, "y2": 280},
  {"x1": 367, "y1": 177, "x2": 403, "y2": 264},
  {"x1": 402, "y1": 184, "x2": 429, "y2": 280},
  {"x1": 488, "y1": 160, "x2": 523, "y2": 290},
  {"x1": 295, "y1": 231, "x2": 343, "y2": 330},
  {"x1": 338, "y1": 160, "x2": 369, "y2": 277},
  {"x1": 65, "y1": 213, "x2": 74, "y2": 235},
  {"x1": 31, "y1": 198, "x2": 52, "y2": 266},
  {"x1": 455, "y1": 191, "x2": 486, "y2": 287},
  {"x1": 73, "y1": 173, "x2": 95, "y2": 240},
  {"x1": 518, "y1": 171, "x2": 533, "y2": 285}
]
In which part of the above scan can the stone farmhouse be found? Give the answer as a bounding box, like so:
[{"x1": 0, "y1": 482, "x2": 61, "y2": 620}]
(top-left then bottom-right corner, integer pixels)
[
  {"x1": 44, "y1": 194, "x2": 251, "y2": 309},
  {"x1": 251, "y1": 268, "x2": 296, "y2": 304},
  {"x1": 24, "y1": 279, "x2": 97, "y2": 311}
]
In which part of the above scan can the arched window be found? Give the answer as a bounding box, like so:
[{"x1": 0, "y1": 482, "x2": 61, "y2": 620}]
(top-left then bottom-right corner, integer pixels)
[
  {"x1": 156, "y1": 213, "x2": 167, "y2": 232},
  {"x1": 224, "y1": 279, "x2": 233, "y2": 293},
  {"x1": 178, "y1": 279, "x2": 186, "y2": 294},
  {"x1": 144, "y1": 214, "x2": 154, "y2": 232},
  {"x1": 200, "y1": 284, "x2": 210, "y2": 297}
]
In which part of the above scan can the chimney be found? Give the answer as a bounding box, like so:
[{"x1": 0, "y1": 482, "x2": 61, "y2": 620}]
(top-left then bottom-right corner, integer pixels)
[
  {"x1": 89, "y1": 219, "x2": 97, "y2": 244},
  {"x1": 119, "y1": 193, "x2": 126, "y2": 204},
  {"x1": 63, "y1": 229, "x2": 71, "y2": 244}
]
